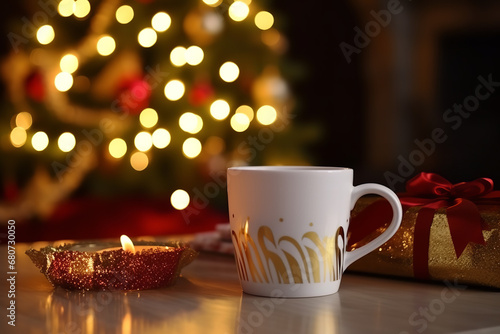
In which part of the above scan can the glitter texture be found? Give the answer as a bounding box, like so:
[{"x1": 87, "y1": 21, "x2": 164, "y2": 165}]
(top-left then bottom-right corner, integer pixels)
[
  {"x1": 26, "y1": 241, "x2": 197, "y2": 291},
  {"x1": 348, "y1": 198, "x2": 500, "y2": 289}
]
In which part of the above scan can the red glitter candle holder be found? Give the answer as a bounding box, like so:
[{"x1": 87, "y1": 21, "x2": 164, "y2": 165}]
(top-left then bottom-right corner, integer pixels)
[{"x1": 26, "y1": 241, "x2": 198, "y2": 291}]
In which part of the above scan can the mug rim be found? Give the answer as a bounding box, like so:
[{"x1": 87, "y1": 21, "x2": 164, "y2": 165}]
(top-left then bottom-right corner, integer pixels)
[{"x1": 227, "y1": 166, "x2": 351, "y2": 172}]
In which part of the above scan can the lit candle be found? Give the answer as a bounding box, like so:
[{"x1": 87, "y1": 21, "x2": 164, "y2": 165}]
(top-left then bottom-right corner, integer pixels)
[
  {"x1": 26, "y1": 235, "x2": 197, "y2": 291},
  {"x1": 96, "y1": 235, "x2": 169, "y2": 253}
]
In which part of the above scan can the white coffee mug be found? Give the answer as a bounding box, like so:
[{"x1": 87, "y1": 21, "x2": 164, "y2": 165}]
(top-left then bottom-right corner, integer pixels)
[{"x1": 227, "y1": 166, "x2": 402, "y2": 298}]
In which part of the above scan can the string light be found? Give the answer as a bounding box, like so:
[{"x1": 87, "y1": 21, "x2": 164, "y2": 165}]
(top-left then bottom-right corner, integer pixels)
[
  {"x1": 228, "y1": 1, "x2": 249, "y2": 22},
  {"x1": 96, "y1": 35, "x2": 116, "y2": 56},
  {"x1": 254, "y1": 11, "x2": 274, "y2": 30},
  {"x1": 10, "y1": 127, "x2": 27, "y2": 148},
  {"x1": 134, "y1": 131, "x2": 153, "y2": 152},
  {"x1": 185, "y1": 46, "x2": 204, "y2": 66},
  {"x1": 130, "y1": 152, "x2": 149, "y2": 171},
  {"x1": 18, "y1": 0, "x2": 287, "y2": 209},
  {"x1": 139, "y1": 108, "x2": 158, "y2": 128},
  {"x1": 109, "y1": 138, "x2": 127, "y2": 158},
  {"x1": 170, "y1": 46, "x2": 187, "y2": 67},
  {"x1": 179, "y1": 112, "x2": 203, "y2": 134},
  {"x1": 57, "y1": 132, "x2": 76, "y2": 152},
  {"x1": 152, "y1": 128, "x2": 171, "y2": 149},
  {"x1": 210, "y1": 99, "x2": 230, "y2": 120},
  {"x1": 60, "y1": 54, "x2": 79, "y2": 73},
  {"x1": 182, "y1": 137, "x2": 202, "y2": 158},
  {"x1": 138, "y1": 28, "x2": 157, "y2": 48},
  {"x1": 152, "y1": 12, "x2": 171, "y2": 32},
  {"x1": 32, "y1": 131, "x2": 49, "y2": 151},
  {"x1": 54, "y1": 72, "x2": 74, "y2": 92},
  {"x1": 219, "y1": 61, "x2": 239, "y2": 82},
  {"x1": 116, "y1": 5, "x2": 134, "y2": 24},
  {"x1": 170, "y1": 189, "x2": 190, "y2": 210},
  {"x1": 256, "y1": 105, "x2": 277, "y2": 125},
  {"x1": 164, "y1": 80, "x2": 185, "y2": 101},
  {"x1": 36, "y1": 25, "x2": 55, "y2": 45}
]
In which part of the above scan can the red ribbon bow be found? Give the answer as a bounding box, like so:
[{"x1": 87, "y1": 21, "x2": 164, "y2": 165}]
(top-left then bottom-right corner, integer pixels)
[
  {"x1": 349, "y1": 172, "x2": 500, "y2": 279},
  {"x1": 402, "y1": 173, "x2": 500, "y2": 279}
]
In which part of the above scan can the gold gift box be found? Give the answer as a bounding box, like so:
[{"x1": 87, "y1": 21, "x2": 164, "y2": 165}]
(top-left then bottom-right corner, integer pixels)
[{"x1": 347, "y1": 197, "x2": 500, "y2": 288}]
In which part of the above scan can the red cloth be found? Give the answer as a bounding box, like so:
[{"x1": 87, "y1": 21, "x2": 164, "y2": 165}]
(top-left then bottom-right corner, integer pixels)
[{"x1": 15, "y1": 197, "x2": 228, "y2": 242}]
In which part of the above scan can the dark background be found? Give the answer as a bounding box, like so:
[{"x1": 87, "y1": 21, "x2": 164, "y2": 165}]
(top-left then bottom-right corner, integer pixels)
[{"x1": 274, "y1": 0, "x2": 500, "y2": 190}]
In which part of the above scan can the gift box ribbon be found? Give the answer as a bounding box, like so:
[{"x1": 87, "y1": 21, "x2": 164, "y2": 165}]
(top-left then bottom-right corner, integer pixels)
[{"x1": 348, "y1": 172, "x2": 500, "y2": 279}]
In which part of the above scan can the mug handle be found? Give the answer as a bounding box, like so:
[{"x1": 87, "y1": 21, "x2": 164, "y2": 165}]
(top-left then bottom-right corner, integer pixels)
[{"x1": 343, "y1": 183, "x2": 403, "y2": 269}]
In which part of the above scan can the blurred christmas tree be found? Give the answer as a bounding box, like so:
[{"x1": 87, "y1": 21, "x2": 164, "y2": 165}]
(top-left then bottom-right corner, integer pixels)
[{"x1": 0, "y1": 0, "x2": 312, "y2": 222}]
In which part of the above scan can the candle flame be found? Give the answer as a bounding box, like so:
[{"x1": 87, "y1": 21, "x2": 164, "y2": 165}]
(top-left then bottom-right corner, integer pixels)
[{"x1": 120, "y1": 235, "x2": 135, "y2": 253}]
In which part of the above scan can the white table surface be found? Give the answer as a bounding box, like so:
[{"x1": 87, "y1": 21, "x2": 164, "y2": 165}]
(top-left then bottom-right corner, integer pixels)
[{"x1": 1, "y1": 241, "x2": 500, "y2": 334}]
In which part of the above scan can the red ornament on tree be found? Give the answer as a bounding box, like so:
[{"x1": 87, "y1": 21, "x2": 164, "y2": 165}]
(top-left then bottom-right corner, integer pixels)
[
  {"x1": 3, "y1": 180, "x2": 19, "y2": 203},
  {"x1": 188, "y1": 80, "x2": 214, "y2": 106},
  {"x1": 116, "y1": 77, "x2": 151, "y2": 115},
  {"x1": 25, "y1": 71, "x2": 45, "y2": 102}
]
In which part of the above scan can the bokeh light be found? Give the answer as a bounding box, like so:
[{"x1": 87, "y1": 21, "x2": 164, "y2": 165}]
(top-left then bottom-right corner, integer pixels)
[
  {"x1": 204, "y1": 136, "x2": 225, "y2": 155},
  {"x1": 203, "y1": 12, "x2": 224, "y2": 34},
  {"x1": 170, "y1": 46, "x2": 187, "y2": 67},
  {"x1": 210, "y1": 99, "x2": 230, "y2": 120},
  {"x1": 185, "y1": 46, "x2": 204, "y2": 66},
  {"x1": 130, "y1": 151, "x2": 149, "y2": 171},
  {"x1": 109, "y1": 138, "x2": 127, "y2": 158},
  {"x1": 219, "y1": 61, "x2": 239, "y2": 82},
  {"x1": 134, "y1": 131, "x2": 153, "y2": 152},
  {"x1": 152, "y1": 128, "x2": 171, "y2": 149},
  {"x1": 235, "y1": 105, "x2": 254, "y2": 122},
  {"x1": 139, "y1": 108, "x2": 158, "y2": 128},
  {"x1": 60, "y1": 54, "x2": 79, "y2": 73},
  {"x1": 32, "y1": 131, "x2": 49, "y2": 151},
  {"x1": 179, "y1": 112, "x2": 203, "y2": 134},
  {"x1": 256, "y1": 105, "x2": 277, "y2": 125},
  {"x1": 202, "y1": 0, "x2": 222, "y2": 6},
  {"x1": 96, "y1": 35, "x2": 116, "y2": 56},
  {"x1": 15, "y1": 112, "x2": 33, "y2": 129},
  {"x1": 170, "y1": 189, "x2": 190, "y2": 210},
  {"x1": 138, "y1": 28, "x2": 157, "y2": 48},
  {"x1": 57, "y1": 132, "x2": 76, "y2": 152},
  {"x1": 261, "y1": 28, "x2": 281, "y2": 48},
  {"x1": 228, "y1": 1, "x2": 250, "y2": 22},
  {"x1": 182, "y1": 137, "x2": 202, "y2": 158},
  {"x1": 36, "y1": 25, "x2": 55, "y2": 45},
  {"x1": 116, "y1": 5, "x2": 134, "y2": 24},
  {"x1": 73, "y1": 0, "x2": 91, "y2": 18},
  {"x1": 10, "y1": 127, "x2": 27, "y2": 148},
  {"x1": 58, "y1": 0, "x2": 73, "y2": 17},
  {"x1": 152, "y1": 12, "x2": 171, "y2": 32},
  {"x1": 54, "y1": 72, "x2": 74, "y2": 92},
  {"x1": 230, "y1": 113, "x2": 250, "y2": 132},
  {"x1": 254, "y1": 11, "x2": 274, "y2": 30},
  {"x1": 164, "y1": 80, "x2": 185, "y2": 101}
]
